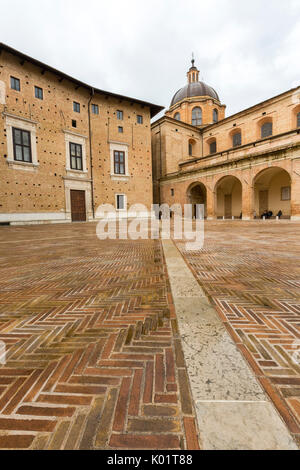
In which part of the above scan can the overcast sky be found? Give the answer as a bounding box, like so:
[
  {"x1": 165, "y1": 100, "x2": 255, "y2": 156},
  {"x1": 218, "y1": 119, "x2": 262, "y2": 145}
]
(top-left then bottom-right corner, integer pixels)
[{"x1": 2, "y1": 0, "x2": 300, "y2": 120}]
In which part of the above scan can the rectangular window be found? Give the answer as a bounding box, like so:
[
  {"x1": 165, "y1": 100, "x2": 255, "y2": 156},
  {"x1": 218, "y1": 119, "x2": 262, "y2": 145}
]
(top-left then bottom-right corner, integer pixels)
[
  {"x1": 171, "y1": 189, "x2": 174, "y2": 196},
  {"x1": 117, "y1": 110, "x2": 123, "y2": 120},
  {"x1": 209, "y1": 141, "x2": 217, "y2": 154},
  {"x1": 69, "y1": 142, "x2": 83, "y2": 170},
  {"x1": 12, "y1": 127, "x2": 32, "y2": 162},
  {"x1": 116, "y1": 194, "x2": 125, "y2": 210},
  {"x1": 34, "y1": 86, "x2": 43, "y2": 100},
  {"x1": 137, "y1": 115, "x2": 143, "y2": 124},
  {"x1": 10, "y1": 76, "x2": 20, "y2": 91},
  {"x1": 92, "y1": 104, "x2": 99, "y2": 115},
  {"x1": 114, "y1": 151, "x2": 125, "y2": 175},
  {"x1": 261, "y1": 122, "x2": 272, "y2": 138},
  {"x1": 297, "y1": 112, "x2": 300, "y2": 128},
  {"x1": 72, "y1": 120, "x2": 77, "y2": 128},
  {"x1": 73, "y1": 101, "x2": 80, "y2": 113},
  {"x1": 118, "y1": 126, "x2": 123, "y2": 133},
  {"x1": 281, "y1": 186, "x2": 291, "y2": 201},
  {"x1": 233, "y1": 133, "x2": 242, "y2": 147}
]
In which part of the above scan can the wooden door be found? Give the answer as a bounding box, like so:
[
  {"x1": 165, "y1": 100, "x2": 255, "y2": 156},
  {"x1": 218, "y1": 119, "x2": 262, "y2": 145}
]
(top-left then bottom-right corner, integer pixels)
[
  {"x1": 224, "y1": 194, "x2": 232, "y2": 218},
  {"x1": 259, "y1": 190, "x2": 268, "y2": 216},
  {"x1": 70, "y1": 190, "x2": 86, "y2": 222}
]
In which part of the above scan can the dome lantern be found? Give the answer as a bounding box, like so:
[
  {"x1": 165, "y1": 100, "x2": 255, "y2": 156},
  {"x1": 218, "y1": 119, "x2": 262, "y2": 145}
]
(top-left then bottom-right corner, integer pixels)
[
  {"x1": 166, "y1": 56, "x2": 226, "y2": 126},
  {"x1": 187, "y1": 54, "x2": 199, "y2": 84}
]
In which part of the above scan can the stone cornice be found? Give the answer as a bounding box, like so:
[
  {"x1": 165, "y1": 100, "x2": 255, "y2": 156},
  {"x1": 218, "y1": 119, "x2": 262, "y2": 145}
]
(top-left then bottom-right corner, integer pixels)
[
  {"x1": 2, "y1": 111, "x2": 38, "y2": 125},
  {"x1": 179, "y1": 129, "x2": 300, "y2": 167},
  {"x1": 159, "y1": 142, "x2": 300, "y2": 183},
  {"x1": 151, "y1": 115, "x2": 201, "y2": 133}
]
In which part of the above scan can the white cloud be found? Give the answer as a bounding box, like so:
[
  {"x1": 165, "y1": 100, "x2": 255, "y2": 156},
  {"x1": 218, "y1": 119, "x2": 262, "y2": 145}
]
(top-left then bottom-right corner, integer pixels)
[{"x1": 1, "y1": 0, "x2": 300, "y2": 117}]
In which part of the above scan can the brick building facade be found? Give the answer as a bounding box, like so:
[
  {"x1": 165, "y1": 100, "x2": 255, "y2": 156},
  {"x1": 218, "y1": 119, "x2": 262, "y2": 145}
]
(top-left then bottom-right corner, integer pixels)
[
  {"x1": 152, "y1": 60, "x2": 300, "y2": 220},
  {"x1": 0, "y1": 43, "x2": 163, "y2": 225}
]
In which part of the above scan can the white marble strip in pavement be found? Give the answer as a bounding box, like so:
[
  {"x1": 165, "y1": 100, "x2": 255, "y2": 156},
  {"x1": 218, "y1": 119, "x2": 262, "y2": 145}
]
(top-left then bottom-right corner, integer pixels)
[{"x1": 162, "y1": 239, "x2": 298, "y2": 450}]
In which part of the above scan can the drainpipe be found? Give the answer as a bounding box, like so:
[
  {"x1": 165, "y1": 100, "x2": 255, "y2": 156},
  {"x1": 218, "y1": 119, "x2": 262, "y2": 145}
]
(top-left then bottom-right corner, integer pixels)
[
  {"x1": 159, "y1": 124, "x2": 162, "y2": 205},
  {"x1": 88, "y1": 87, "x2": 95, "y2": 219}
]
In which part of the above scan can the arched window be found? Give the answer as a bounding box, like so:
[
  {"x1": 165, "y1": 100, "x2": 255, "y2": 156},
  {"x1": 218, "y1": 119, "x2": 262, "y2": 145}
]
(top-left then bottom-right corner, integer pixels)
[
  {"x1": 261, "y1": 122, "x2": 273, "y2": 138},
  {"x1": 209, "y1": 139, "x2": 217, "y2": 154},
  {"x1": 232, "y1": 132, "x2": 242, "y2": 147},
  {"x1": 213, "y1": 109, "x2": 218, "y2": 123},
  {"x1": 297, "y1": 112, "x2": 300, "y2": 128},
  {"x1": 192, "y1": 107, "x2": 202, "y2": 126},
  {"x1": 174, "y1": 112, "x2": 181, "y2": 121}
]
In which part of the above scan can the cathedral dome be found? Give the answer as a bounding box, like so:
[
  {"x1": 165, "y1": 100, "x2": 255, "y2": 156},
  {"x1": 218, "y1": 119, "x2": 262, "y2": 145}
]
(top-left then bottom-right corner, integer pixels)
[{"x1": 170, "y1": 81, "x2": 219, "y2": 107}]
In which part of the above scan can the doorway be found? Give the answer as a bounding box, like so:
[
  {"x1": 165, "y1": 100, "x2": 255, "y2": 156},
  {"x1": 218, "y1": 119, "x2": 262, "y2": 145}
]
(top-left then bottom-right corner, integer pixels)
[{"x1": 70, "y1": 190, "x2": 86, "y2": 222}]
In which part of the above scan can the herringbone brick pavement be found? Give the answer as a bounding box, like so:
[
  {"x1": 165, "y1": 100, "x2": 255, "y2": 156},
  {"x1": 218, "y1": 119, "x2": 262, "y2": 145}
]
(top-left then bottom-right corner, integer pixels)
[
  {"x1": 0, "y1": 223, "x2": 199, "y2": 450},
  {"x1": 176, "y1": 220, "x2": 300, "y2": 447}
]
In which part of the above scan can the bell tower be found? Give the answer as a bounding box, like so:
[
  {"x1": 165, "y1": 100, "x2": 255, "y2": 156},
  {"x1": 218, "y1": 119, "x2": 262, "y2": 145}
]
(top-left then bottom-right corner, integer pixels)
[{"x1": 187, "y1": 54, "x2": 199, "y2": 84}]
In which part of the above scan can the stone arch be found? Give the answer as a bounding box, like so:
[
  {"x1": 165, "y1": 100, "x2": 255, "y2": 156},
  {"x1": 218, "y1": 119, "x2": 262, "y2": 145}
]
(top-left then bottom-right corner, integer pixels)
[
  {"x1": 187, "y1": 181, "x2": 207, "y2": 218},
  {"x1": 215, "y1": 175, "x2": 242, "y2": 219},
  {"x1": 253, "y1": 166, "x2": 291, "y2": 218}
]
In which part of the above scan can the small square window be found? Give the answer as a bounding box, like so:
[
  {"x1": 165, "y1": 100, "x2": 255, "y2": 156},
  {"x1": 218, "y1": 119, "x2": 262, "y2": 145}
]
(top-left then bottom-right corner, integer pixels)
[
  {"x1": 72, "y1": 120, "x2": 77, "y2": 128},
  {"x1": 73, "y1": 101, "x2": 80, "y2": 113},
  {"x1": 34, "y1": 86, "x2": 43, "y2": 100},
  {"x1": 116, "y1": 194, "x2": 125, "y2": 210},
  {"x1": 10, "y1": 76, "x2": 20, "y2": 91},
  {"x1": 137, "y1": 115, "x2": 143, "y2": 124},
  {"x1": 117, "y1": 110, "x2": 123, "y2": 120},
  {"x1": 92, "y1": 104, "x2": 99, "y2": 115},
  {"x1": 118, "y1": 126, "x2": 123, "y2": 133}
]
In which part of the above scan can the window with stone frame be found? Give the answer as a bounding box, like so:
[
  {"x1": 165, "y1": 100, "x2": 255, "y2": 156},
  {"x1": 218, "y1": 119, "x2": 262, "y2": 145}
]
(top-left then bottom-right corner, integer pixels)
[
  {"x1": 69, "y1": 142, "x2": 83, "y2": 170},
  {"x1": 12, "y1": 127, "x2": 32, "y2": 162},
  {"x1": 297, "y1": 112, "x2": 300, "y2": 128},
  {"x1": 114, "y1": 151, "x2": 125, "y2": 175},
  {"x1": 174, "y1": 112, "x2": 181, "y2": 121}
]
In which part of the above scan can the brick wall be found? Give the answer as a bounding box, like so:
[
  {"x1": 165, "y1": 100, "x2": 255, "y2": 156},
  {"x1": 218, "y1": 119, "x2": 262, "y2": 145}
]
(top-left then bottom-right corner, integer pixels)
[{"x1": 0, "y1": 48, "x2": 154, "y2": 224}]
